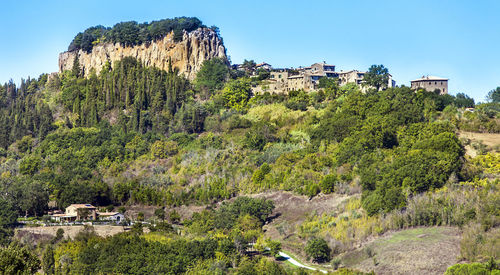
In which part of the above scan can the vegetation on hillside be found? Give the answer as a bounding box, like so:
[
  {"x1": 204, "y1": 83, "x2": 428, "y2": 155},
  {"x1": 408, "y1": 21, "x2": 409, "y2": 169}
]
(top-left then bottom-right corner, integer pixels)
[
  {"x1": 68, "y1": 17, "x2": 207, "y2": 52},
  {"x1": 1, "y1": 47, "x2": 499, "y2": 273}
]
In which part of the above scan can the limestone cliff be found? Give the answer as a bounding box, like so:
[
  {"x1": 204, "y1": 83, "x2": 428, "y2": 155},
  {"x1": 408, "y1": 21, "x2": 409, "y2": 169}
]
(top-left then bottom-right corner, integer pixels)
[{"x1": 58, "y1": 28, "x2": 227, "y2": 80}]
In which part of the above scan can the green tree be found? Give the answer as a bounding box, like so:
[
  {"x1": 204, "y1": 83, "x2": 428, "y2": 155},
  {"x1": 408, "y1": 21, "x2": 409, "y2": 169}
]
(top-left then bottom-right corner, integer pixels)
[
  {"x1": 0, "y1": 244, "x2": 40, "y2": 274},
  {"x1": 363, "y1": 64, "x2": 389, "y2": 91},
  {"x1": 19, "y1": 155, "x2": 41, "y2": 175},
  {"x1": 195, "y1": 58, "x2": 229, "y2": 99},
  {"x1": 241, "y1": 59, "x2": 256, "y2": 74},
  {"x1": 221, "y1": 78, "x2": 252, "y2": 110},
  {"x1": 72, "y1": 56, "x2": 81, "y2": 77},
  {"x1": 42, "y1": 245, "x2": 55, "y2": 275},
  {"x1": 305, "y1": 237, "x2": 331, "y2": 263},
  {"x1": 487, "y1": 87, "x2": 500, "y2": 103},
  {"x1": 266, "y1": 239, "x2": 282, "y2": 256},
  {"x1": 320, "y1": 174, "x2": 337, "y2": 194},
  {"x1": 150, "y1": 140, "x2": 179, "y2": 159},
  {"x1": 454, "y1": 93, "x2": 475, "y2": 108},
  {"x1": 0, "y1": 199, "x2": 17, "y2": 228},
  {"x1": 318, "y1": 77, "x2": 340, "y2": 99}
]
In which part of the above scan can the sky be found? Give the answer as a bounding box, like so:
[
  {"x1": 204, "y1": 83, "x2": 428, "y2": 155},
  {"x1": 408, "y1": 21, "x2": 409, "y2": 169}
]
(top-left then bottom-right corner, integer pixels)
[{"x1": 1, "y1": 0, "x2": 499, "y2": 102}]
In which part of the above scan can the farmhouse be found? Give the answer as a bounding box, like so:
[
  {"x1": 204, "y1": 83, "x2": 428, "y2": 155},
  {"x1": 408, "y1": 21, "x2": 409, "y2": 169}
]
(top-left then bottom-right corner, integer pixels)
[
  {"x1": 411, "y1": 75, "x2": 448, "y2": 95},
  {"x1": 50, "y1": 204, "x2": 125, "y2": 223}
]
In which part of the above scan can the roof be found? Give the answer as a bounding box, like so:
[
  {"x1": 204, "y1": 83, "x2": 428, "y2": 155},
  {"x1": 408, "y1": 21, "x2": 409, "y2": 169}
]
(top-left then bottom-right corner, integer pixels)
[
  {"x1": 256, "y1": 62, "x2": 271, "y2": 67},
  {"x1": 98, "y1": 212, "x2": 121, "y2": 216},
  {"x1": 411, "y1": 75, "x2": 448, "y2": 82},
  {"x1": 288, "y1": 75, "x2": 304, "y2": 79},
  {"x1": 67, "y1": 204, "x2": 96, "y2": 209}
]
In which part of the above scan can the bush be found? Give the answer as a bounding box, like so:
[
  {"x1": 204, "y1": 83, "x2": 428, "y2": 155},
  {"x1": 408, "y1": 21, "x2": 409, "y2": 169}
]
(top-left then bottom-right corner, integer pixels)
[
  {"x1": 243, "y1": 121, "x2": 276, "y2": 151},
  {"x1": 305, "y1": 237, "x2": 331, "y2": 263},
  {"x1": 445, "y1": 262, "x2": 499, "y2": 275},
  {"x1": 320, "y1": 174, "x2": 337, "y2": 194},
  {"x1": 150, "y1": 140, "x2": 179, "y2": 159}
]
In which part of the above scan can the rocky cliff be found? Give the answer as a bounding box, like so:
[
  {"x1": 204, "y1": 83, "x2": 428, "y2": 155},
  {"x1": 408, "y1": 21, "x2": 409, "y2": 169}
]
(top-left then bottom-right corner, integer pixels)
[{"x1": 58, "y1": 28, "x2": 227, "y2": 80}]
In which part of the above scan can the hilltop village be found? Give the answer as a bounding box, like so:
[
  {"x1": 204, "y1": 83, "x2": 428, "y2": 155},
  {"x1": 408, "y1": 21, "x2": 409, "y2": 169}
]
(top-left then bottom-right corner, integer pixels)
[{"x1": 233, "y1": 61, "x2": 449, "y2": 95}]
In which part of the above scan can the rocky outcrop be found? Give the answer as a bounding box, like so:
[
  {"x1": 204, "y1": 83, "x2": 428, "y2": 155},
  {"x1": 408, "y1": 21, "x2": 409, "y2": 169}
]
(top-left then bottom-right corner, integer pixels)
[{"x1": 58, "y1": 28, "x2": 227, "y2": 80}]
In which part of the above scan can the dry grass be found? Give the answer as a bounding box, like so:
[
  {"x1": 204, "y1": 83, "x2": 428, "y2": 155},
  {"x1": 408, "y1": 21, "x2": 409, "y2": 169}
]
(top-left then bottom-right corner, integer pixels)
[
  {"x1": 459, "y1": 131, "x2": 500, "y2": 156},
  {"x1": 340, "y1": 227, "x2": 461, "y2": 275}
]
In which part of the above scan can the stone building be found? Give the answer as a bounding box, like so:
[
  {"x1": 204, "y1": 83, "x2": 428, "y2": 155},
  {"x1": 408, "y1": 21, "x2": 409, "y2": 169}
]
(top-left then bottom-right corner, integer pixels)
[
  {"x1": 66, "y1": 204, "x2": 98, "y2": 220},
  {"x1": 411, "y1": 75, "x2": 448, "y2": 94},
  {"x1": 338, "y1": 70, "x2": 365, "y2": 86},
  {"x1": 254, "y1": 62, "x2": 396, "y2": 94}
]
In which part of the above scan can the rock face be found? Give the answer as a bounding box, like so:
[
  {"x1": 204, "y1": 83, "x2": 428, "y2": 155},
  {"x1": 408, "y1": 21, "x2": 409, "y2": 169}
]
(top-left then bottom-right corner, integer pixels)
[{"x1": 59, "y1": 28, "x2": 227, "y2": 80}]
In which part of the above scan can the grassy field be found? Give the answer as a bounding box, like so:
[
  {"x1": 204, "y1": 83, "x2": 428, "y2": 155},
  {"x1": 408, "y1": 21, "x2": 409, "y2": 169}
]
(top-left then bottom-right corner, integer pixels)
[{"x1": 340, "y1": 227, "x2": 461, "y2": 275}]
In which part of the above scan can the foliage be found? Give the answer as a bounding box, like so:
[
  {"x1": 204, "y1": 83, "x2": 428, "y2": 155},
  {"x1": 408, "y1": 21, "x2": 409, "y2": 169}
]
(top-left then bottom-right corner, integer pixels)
[
  {"x1": 445, "y1": 262, "x2": 499, "y2": 275},
  {"x1": 150, "y1": 140, "x2": 179, "y2": 159},
  {"x1": 60, "y1": 57, "x2": 193, "y2": 134},
  {"x1": 0, "y1": 244, "x2": 40, "y2": 274},
  {"x1": 42, "y1": 245, "x2": 55, "y2": 275},
  {"x1": 219, "y1": 78, "x2": 252, "y2": 111},
  {"x1": 0, "y1": 199, "x2": 17, "y2": 228},
  {"x1": 0, "y1": 78, "x2": 54, "y2": 149},
  {"x1": 195, "y1": 58, "x2": 229, "y2": 99},
  {"x1": 69, "y1": 17, "x2": 205, "y2": 52},
  {"x1": 362, "y1": 65, "x2": 389, "y2": 91},
  {"x1": 305, "y1": 237, "x2": 331, "y2": 263},
  {"x1": 487, "y1": 87, "x2": 500, "y2": 103}
]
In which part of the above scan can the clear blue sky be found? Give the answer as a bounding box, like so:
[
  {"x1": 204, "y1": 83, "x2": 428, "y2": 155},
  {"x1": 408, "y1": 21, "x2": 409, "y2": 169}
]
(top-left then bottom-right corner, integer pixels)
[{"x1": 1, "y1": 0, "x2": 499, "y2": 101}]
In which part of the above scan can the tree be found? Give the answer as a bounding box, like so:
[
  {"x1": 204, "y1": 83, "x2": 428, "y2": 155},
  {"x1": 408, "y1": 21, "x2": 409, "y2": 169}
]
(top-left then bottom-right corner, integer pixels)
[
  {"x1": 195, "y1": 58, "x2": 229, "y2": 99},
  {"x1": 241, "y1": 59, "x2": 256, "y2": 74},
  {"x1": 454, "y1": 93, "x2": 475, "y2": 108},
  {"x1": 150, "y1": 140, "x2": 178, "y2": 159},
  {"x1": 363, "y1": 64, "x2": 389, "y2": 91},
  {"x1": 0, "y1": 244, "x2": 40, "y2": 274},
  {"x1": 77, "y1": 208, "x2": 91, "y2": 220},
  {"x1": 320, "y1": 174, "x2": 337, "y2": 194},
  {"x1": 487, "y1": 87, "x2": 500, "y2": 103},
  {"x1": 42, "y1": 245, "x2": 55, "y2": 275},
  {"x1": 266, "y1": 239, "x2": 281, "y2": 256},
  {"x1": 0, "y1": 199, "x2": 17, "y2": 228},
  {"x1": 72, "y1": 56, "x2": 81, "y2": 77},
  {"x1": 318, "y1": 77, "x2": 340, "y2": 99},
  {"x1": 221, "y1": 78, "x2": 252, "y2": 110},
  {"x1": 305, "y1": 237, "x2": 331, "y2": 263}
]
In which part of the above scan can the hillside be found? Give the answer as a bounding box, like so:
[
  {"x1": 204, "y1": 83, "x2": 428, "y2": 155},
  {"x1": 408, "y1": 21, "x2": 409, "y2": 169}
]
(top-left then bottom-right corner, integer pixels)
[{"x1": 0, "y1": 16, "x2": 499, "y2": 275}]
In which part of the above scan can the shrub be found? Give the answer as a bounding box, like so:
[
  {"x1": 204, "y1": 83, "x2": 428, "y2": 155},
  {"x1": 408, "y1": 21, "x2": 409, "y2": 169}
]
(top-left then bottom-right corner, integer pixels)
[
  {"x1": 320, "y1": 174, "x2": 337, "y2": 194},
  {"x1": 445, "y1": 262, "x2": 498, "y2": 275},
  {"x1": 150, "y1": 140, "x2": 179, "y2": 159},
  {"x1": 305, "y1": 237, "x2": 331, "y2": 263}
]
